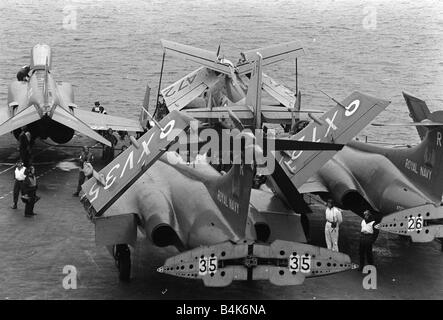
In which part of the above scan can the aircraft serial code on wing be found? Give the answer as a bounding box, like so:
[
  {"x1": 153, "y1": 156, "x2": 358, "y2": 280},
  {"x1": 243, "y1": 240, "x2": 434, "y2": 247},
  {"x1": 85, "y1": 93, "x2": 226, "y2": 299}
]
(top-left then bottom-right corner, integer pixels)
[{"x1": 176, "y1": 304, "x2": 266, "y2": 317}]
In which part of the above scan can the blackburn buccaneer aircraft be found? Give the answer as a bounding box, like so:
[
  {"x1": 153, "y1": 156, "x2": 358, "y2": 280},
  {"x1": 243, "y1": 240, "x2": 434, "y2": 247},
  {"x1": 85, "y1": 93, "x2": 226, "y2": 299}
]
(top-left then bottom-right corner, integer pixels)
[
  {"x1": 296, "y1": 92, "x2": 443, "y2": 242},
  {"x1": 78, "y1": 56, "x2": 388, "y2": 285},
  {"x1": 160, "y1": 40, "x2": 320, "y2": 129},
  {"x1": 2, "y1": 44, "x2": 143, "y2": 146},
  {"x1": 79, "y1": 109, "x2": 356, "y2": 286}
]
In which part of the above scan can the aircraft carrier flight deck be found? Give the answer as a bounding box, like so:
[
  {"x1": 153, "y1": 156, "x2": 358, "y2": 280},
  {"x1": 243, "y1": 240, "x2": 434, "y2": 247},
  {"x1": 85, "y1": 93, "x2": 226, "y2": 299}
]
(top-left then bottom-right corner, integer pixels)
[{"x1": 0, "y1": 134, "x2": 441, "y2": 300}]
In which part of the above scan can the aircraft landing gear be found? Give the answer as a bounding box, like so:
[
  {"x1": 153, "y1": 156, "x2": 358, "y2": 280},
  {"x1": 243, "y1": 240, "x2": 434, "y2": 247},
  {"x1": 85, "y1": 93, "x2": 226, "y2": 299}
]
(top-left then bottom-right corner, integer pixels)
[{"x1": 114, "y1": 244, "x2": 131, "y2": 282}]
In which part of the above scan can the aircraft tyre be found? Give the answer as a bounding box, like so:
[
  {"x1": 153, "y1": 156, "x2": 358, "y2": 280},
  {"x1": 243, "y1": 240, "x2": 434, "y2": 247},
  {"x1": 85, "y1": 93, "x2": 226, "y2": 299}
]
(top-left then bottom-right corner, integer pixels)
[{"x1": 114, "y1": 244, "x2": 131, "y2": 282}]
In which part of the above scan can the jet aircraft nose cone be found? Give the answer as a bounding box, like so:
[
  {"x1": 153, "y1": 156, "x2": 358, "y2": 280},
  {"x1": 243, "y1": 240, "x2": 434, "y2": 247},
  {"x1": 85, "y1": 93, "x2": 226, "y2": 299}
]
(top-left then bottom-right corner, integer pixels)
[
  {"x1": 351, "y1": 263, "x2": 359, "y2": 270},
  {"x1": 157, "y1": 266, "x2": 164, "y2": 273}
]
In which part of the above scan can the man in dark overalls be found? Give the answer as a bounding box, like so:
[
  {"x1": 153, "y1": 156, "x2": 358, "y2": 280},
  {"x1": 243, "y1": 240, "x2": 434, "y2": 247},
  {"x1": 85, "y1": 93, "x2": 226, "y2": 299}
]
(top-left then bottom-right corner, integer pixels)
[
  {"x1": 17, "y1": 65, "x2": 31, "y2": 82},
  {"x1": 73, "y1": 146, "x2": 94, "y2": 197},
  {"x1": 22, "y1": 166, "x2": 38, "y2": 217},
  {"x1": 19, "y1": 127, "x2": 32, "y2": 167}
]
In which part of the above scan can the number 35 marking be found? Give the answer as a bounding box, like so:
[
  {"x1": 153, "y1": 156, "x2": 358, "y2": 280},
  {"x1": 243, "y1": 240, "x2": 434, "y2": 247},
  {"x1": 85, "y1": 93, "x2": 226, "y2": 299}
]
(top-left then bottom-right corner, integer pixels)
[
  {"x1": 289, "y1": 254, "x2": 311, "y2": 273},
  {"x1": 199, "y1": 256, "x2": 218, "y2": 275}
]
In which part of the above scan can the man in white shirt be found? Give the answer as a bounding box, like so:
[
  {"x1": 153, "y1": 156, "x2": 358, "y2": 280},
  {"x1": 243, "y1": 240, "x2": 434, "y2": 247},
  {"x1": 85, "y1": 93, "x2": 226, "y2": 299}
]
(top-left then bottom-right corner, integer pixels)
[
  {"x1": 359, "y1": 210, "x2": 376, "y2": 271},
  {"x1": 324, "y1": 199, "x2": 343, "y2": 252},
  {"x1": 12, "y1": 160, "x2": 26, "y2": 209}
]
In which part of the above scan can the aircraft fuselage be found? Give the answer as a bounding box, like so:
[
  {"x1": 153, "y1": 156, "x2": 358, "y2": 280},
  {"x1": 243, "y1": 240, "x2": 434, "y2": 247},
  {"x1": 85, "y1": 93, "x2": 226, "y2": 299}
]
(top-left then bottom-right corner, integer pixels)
[
  {"x1": 316, "y1": 140, "x2": 439, "y2": 217},
  {"x1": 104, "y1": 155, "x2": 304, "y2": 252}
]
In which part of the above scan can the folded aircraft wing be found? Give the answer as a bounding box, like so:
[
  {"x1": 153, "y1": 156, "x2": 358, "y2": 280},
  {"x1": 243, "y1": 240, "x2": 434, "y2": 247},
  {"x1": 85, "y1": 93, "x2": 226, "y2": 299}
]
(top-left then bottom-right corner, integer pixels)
[
  {"x1": 161, "y1": 39, "x2": 232, "y2": 75},
  {"x1": 182, "y1": 105, "x2": 254, "y2": 124},
  {"x1": 260, "y1": 105, "x2": 297, "y2": 124},
  {"x1": 268, "y1": 92, "x2": 390, "y2": 213},
  {"x1": 238, "y1": 41, "x2": 304, "y2": 74},
  {"x1": 262, "y1": 73, "x2": 297, "y2": 109},
  {"x1": 81, "y1": 110, "x2": 193, "y2": 216},
  {"x1": 0, "y1": 106, "x2": 40, "y2": 137},
  {"x1": 161, "y1": 67, "x2": 222, "y2": 112},
  {"x1": 274, "y1": 91, "x2": 391, "y2": 189},
  {"x1": 74, "y1": 109, "x2": 143, "y2": 132}
]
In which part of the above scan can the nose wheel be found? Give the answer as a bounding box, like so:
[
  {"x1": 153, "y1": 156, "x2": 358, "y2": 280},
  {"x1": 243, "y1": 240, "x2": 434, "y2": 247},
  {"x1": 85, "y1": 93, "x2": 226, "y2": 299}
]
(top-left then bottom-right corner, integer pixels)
[{"x1": 114, "y1": 244, "x2": 131, "y2": 282}]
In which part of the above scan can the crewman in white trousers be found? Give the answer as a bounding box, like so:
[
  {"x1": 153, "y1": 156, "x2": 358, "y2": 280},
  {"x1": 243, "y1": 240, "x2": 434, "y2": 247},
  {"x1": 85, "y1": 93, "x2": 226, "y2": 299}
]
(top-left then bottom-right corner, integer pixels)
[{"x1": 324, "y1": 199, "x2": 343, "y2": 252}]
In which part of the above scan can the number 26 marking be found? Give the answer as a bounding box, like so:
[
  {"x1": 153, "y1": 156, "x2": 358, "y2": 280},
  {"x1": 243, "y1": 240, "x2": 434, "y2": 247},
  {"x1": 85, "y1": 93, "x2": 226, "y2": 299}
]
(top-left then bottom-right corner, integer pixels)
[{"x1": 407, "y1": 216, "x2": 423, "y2": 232}]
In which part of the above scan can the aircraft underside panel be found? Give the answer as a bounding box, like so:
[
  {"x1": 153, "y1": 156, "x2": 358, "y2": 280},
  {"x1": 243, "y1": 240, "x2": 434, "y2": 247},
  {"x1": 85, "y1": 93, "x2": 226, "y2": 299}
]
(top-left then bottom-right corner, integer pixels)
[
  {"x1": 376, "y1": 203, "x2": 443, "y2": 242},
  {"x1": 158, "y1": 240, "x2": 356, "y2": 287}
]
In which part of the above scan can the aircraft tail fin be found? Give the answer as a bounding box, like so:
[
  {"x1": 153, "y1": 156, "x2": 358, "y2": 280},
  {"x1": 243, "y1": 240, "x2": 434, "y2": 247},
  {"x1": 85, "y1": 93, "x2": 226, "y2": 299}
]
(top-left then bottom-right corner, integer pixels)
[
  {"x1": 391, "y1": 109, "x2": 443, "y2": 202},
  {"x1": 403, "y1": 92, "x2": 432, "y2": 140},
  {"x1": 207, "y1": 133, "x2": 256, "y2": 239}
]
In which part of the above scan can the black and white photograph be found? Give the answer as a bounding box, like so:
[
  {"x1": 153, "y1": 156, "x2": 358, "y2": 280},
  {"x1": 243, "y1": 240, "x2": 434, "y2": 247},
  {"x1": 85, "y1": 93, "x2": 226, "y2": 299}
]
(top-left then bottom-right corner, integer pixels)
[{"x1": 0, "y1": 0, "x2": 442, "y2": 305}]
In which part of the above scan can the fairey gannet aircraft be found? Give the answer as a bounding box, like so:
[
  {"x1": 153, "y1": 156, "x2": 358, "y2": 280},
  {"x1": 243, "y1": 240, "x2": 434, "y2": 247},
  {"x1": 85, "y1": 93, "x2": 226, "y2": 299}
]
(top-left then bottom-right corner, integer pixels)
[
  {"x1": 78, "y1": 57, "x2": 389, "y2": 285},
  {"x1": 2, "y1": 44, "x2": 143, "y2": 147},
  {"x1": 159, "y1": 39, "x2": 320, "y2": 129}
]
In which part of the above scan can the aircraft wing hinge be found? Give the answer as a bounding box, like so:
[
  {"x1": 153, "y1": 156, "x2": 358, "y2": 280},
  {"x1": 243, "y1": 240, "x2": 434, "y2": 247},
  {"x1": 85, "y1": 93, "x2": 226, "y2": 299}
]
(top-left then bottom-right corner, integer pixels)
[{"x1": 375, "y1": 204, "x2": 443, "y2": 242}]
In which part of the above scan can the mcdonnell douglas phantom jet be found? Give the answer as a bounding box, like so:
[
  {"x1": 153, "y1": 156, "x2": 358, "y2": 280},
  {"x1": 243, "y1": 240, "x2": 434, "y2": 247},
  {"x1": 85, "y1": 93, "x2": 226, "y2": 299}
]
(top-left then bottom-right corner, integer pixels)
[
  {"x1": 3, "y1": 44, "x2": 143, "y2": 147},
  {"x1": 79, "y1": 55, "x2": 389, "y2": 285}
]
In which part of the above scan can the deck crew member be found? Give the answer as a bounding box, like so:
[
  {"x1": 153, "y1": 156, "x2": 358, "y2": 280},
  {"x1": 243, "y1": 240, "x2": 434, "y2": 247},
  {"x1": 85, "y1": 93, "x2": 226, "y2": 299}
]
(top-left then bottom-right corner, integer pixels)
[
  {"x1": 99, "y1": 105, "x2": 107, "y2": 114},
  {"x1": 119, "y1": 145, "x2": 128, "y2": 155},
  {"x1": 324, "y1": 198, "x2": 343, "y2": 252},
  {"x1": 19, "y1": 127, "x2": 32, "y2": 167},
  {"x1": 16, "y1": 65, "x2": 31, "y2": 82},
  {"x1": 103, "y1": 128, "x2": 118, "y2": 163},
  {"x1": 22, "y1": 166, "x2": 38, "y2": 217},
  {"x1": 155, "y1": 94, "x2": 168, "y2": 121},
  {"x1": 91, "y1": 101, "x2": 101, "y2": 112},
  {"x1": 359, "y1": 210, "x2": 376, "y2": 271},
  {"x1": 73, "y1": 146, "x2": 94, "y2": 197},
  {"x1": 12, "y1": 160, "x2": 26, "y2": 209}
]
